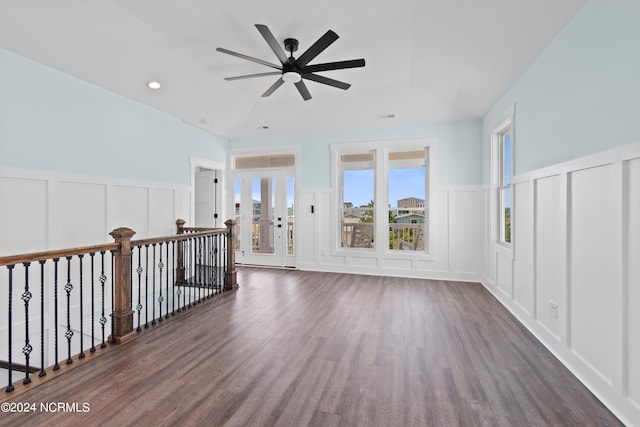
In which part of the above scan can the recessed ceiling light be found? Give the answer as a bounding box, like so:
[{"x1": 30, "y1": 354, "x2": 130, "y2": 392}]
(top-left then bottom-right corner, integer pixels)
[{"x1": 147, "y1": 81, "x2": 162, "y2": 90}]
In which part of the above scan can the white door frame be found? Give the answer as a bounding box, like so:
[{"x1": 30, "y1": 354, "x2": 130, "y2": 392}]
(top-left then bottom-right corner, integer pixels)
[
  {"x1": 228, "y1": 145, "x2": 300, "y2": 268},
  {"x1": 190, "y1": 156, "x2": 226, "y2": 228},
  {"x1": 232, "y1": 170, "x2": 295, "y2": 267}
]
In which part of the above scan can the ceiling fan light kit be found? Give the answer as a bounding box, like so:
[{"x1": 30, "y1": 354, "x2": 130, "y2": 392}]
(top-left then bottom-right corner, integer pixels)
[
  {"x1": 282, "y1": 71, "x2": 302, "y2": 83},
  {"x1": 217, "y1": 24, "x2": 365, "y2": 101}
]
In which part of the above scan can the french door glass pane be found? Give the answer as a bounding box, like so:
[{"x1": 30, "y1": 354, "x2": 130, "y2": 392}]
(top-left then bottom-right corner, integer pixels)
[
  {"x1": 287, "y1": 176, "x2": 294, "y2": 255},
  {"x1": 233, "y1": 178, "x2": 241, "y2": 251},
  {"x1": 251, "y1": 177, "x2": 275, "y2": 254}
]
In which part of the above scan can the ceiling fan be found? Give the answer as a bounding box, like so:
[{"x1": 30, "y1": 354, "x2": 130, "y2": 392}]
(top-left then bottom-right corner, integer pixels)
[{"x1": 216, "y1": 24, "x2": 365, "y2": 101}]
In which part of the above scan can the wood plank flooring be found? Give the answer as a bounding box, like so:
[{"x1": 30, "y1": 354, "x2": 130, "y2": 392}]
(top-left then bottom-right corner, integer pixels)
[{"x1": 0, "y1": 268, "x2": 622, "y2": 426}]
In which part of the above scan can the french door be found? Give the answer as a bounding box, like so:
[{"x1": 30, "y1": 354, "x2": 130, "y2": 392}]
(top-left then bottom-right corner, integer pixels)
[{"x1": 233, "y1": 170, "x2": 295, "y2": 268}]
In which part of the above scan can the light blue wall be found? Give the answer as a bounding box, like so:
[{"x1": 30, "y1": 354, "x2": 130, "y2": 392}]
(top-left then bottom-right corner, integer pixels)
[
  {"x1": 483, "y1": 0, "x2": 640, "y2": 182},
  {"x1": 0, "y1": 49, "x2": 228, "y2": 186},
  {"x1": 230, "y1": 120, "x2": 483, "y2": 189}
]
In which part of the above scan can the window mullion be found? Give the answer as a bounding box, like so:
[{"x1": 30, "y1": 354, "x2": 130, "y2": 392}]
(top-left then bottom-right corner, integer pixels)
[{"x1": 375, "y1": 148, "x2": 386, "y2": 254}]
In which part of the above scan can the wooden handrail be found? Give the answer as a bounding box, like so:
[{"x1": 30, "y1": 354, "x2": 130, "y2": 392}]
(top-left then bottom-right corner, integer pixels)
[
  {"x1": 0, "y1": 229, "x2": 227, "y2": 267},
  {"x1": 181, "y1": 227, "x2": 219, "y2": 233},
  {"x1": 0, "y1": 243, "x2": 119, "y2": 267},
  {"x1": 131, "y1": 228, "x2": 225, "y2": 247}
]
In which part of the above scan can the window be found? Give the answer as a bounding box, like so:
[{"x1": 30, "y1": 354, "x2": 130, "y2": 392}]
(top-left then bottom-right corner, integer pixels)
[
  {"x1": 335, "y1": 142, "x2": 431, "y2": 253},
  {"x1": 387, "y1": 150, "x2": 427, "y2": 251},
  {"x1": 492, "y1": 110, "x2": 514, "y2": 246},
  {"x1": 340, "y1": 152, "x2": 375, "y2": 248}
]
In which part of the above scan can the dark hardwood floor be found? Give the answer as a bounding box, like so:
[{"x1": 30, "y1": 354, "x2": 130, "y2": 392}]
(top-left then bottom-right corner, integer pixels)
[{"x1": 0, "y1": 268, "x2": 622, "y2": 426}]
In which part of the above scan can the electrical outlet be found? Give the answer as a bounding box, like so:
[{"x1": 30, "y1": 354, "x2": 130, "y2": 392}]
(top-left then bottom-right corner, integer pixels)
[{"x1": 549, "y1": 300, "x2": 558, "y2": 319}]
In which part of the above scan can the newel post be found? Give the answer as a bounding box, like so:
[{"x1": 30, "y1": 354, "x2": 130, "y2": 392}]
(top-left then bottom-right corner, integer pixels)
[
  {"x1": 109, "y1": 227, "x2": 137, "y2": 344},
  {"x1": 175, "y1": 219, "x2": 186, "y2": 284},
  {"x1": 224, "y1": 219, "x2": 238, "y2": 290}
]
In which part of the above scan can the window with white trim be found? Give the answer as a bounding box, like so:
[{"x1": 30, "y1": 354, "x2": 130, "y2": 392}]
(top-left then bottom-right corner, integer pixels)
[
  {"x1": 339, "y1": 152, "x2": 375, "y2": 249},
  {"x1": 492, "y1": 114, "x2": 513, "y2": 245},
  {"x1": 335, "y1": 142, "x2": 430, "y2": 253}
]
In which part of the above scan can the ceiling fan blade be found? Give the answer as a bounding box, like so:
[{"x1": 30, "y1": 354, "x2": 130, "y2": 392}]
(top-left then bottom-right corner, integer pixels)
[
  {"x1": 216, "y1": 47, "x2": 282, "y2": 70},
  {"x1": 262, "y1": 77, "x2": 285, "y2": 97},
  {"x1": 302, "y1": 73, "x2": 351, "y2": 90},
  {"x1": 295, "y1": 30, "x2": 339, "y2": 69},
  {"x1": 303, "y1": 59, "x2": 365, "y2": 73},
  {"x1": 224, "y1": 71, "x2": 282, "y2": 81},
  {"x1": 295, "y1": 80, "x2": 312, "y2": 101},
  {"x1": 255, "y1": 24, "x2": 289, "y2": 65}
]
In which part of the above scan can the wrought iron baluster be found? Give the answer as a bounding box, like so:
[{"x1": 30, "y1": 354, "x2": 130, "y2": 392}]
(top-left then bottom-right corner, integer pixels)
[
  {"x1": 207, "y1": 236, "x2": 212, "y2": 295},
  {"x1": 214, "y1": 234, "x2": 220, "y2": 293},
  {"x1": 52, "y1": 258, "x2": 60, "y2": 370},
  {"x1": 171, "y1": 240, "x2": 176, "y2": 316},
  {"x1": 176, "y1": 240, "x2": 182, "y2": 313},
  {"x1": 165, "y1": 242, "x2": 170, "y2": 318},
  {"x1": 210, "y1": 235, "x2": 215, "y2": 295},
  {"x1": 110, "y1": 250, "x2": 115, "y2": 344},
  {"x1": 64, "y1": 256, "x2": 73, "y2": 365},
  {"x1": 152, "y1": 243, "x2": 157, "y2": 325},
  {"x1": 136, "y1": 246, "x2": 143, "y2": 332},
  {"x1": 99, "y1": 251, "x2": 107, "y2": 349},
  {"x1": 223, "y1": 230, "x2": 228, "y2": 292},
  {"x1": 6, "y1": 265, "x2": 15, "y2": 392},
  {"x1": 189, "y1": 237, "x2": 194, "y2": 307},
  {"x1": 145, "y1": 245, "x2": 149, "y2": 328},
  {"x1": 216, "y1": 233, "x2": 222, "y2": 292},
  {"x1": 22, "y1": 262, "x2": 33, "y2": 384},
  {"x1": 39, "y1": 260, "x2": 46, "y2": 377},
  {"x1": 214, "y1": 234, "x2": 219, "y2": 292},
  {"x1": 158, "y1": 242, "x2": 164, "y2": 322},
  {"x1": 78, "y1": 254, "x2": 85, "y2": 359},
  {"x1": 90, "y1": 253, "x2": 96, "y2": 353},
  {"x1": 196, "y1": 236, "x2": 201, "y2": 303}
]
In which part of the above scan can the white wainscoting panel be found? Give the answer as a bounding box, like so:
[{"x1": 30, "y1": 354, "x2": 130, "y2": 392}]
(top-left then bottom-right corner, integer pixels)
[
  {"x1": 496, "y1": 252, "x2": 513, "y2": 298},
  {"x1": 627, "y1": 157, "x2": 640, "y2": 407},
  {"x1": 381, "y1": 257, "x2": 412, "y2": 271},
  {"x1": 298, "y1": 191, "x2": 318, "y2": 265},
  {"x1": 448, "y1": 190, "x2": 480, "y2": 274},
  {"x1": 569, "y1": 164, "x2": 620, "y2": 385},
  {"x1": 513, "y1": 180, "x2": 534, "y2": 315},
  {"x1": 0, "y1": 176, "x2": 48, "y2": 255},
  {"x1": 109, "y1": 185, "x2": 149, "y2": 239},
  {"x1": 149, "y1": 188, "x2": 178, "y2": 237},
  {"x1": 534, "y1": 174, "x2": 565, "y2": 341},
  {"x1": 58, "y1": 181, "x2": 108, "y2": 247},
  {"x1": 0, "y1": 167, "x2": 191, "y2": 256}
]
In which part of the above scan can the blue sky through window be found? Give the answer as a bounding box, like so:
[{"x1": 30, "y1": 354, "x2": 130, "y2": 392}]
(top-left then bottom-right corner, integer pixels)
[{"x1": 343, "y1": 168, "x2": 425, "y2": 207}]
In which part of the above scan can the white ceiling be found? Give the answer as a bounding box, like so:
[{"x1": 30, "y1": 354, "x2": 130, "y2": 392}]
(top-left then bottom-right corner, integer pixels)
[{"x1": 0, "y1": 0, "x2": 586, "y2": 140}]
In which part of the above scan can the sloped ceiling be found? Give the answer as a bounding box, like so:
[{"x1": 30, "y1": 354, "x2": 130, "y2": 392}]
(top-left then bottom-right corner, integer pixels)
[{"x1": 0, "y1": 0, "x2": 586, "y2": 140}]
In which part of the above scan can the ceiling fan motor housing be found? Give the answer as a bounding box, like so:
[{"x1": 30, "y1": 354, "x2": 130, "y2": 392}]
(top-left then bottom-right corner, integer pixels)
[{"x1": 284, "y1": 38, "x2": 299, "y2": 53}]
